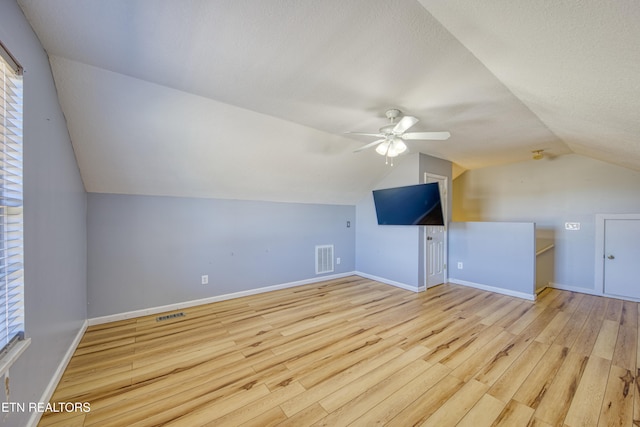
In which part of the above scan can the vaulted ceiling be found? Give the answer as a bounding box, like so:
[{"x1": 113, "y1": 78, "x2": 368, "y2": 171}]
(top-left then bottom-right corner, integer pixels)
[{"x1": 17, "y1": 0, "x2": 640, "y2": 204}]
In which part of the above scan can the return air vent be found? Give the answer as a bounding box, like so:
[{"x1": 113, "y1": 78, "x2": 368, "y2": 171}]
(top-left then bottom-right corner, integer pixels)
[
  {"x1": 316, "y1": 245, "x2": 334, "y2": 274},
  {"x1": 156, "y1": 312, "x2": 185, "y2": 322}
]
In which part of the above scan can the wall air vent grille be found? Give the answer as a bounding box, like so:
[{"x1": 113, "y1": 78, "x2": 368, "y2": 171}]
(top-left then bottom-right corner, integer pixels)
[
  {"x1": 156, "y1": 312, "x2": 185, "y2": 322},
  {"x1": 315, "y1": 245, "x2": 334, "y2": 274}
]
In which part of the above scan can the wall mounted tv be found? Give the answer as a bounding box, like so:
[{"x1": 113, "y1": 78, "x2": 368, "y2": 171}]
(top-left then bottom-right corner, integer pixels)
[{"x1": 372, "y1": 182, "x2": 444, "y2": 226}]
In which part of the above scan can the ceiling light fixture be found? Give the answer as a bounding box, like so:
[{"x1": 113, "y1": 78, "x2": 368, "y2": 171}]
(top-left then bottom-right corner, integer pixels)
[{"x1": 532, "y1": 149, "x2": 544, "y2": 160}]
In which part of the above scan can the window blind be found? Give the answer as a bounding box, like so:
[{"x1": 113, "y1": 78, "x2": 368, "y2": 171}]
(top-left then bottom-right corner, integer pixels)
[{"x1": 0, "y1": 43, "x2": 24, "y2": 355}]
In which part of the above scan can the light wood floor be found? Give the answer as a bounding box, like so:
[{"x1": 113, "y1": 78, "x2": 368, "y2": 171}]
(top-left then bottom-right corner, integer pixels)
[{"x1": 39, "y1": 276, "x2": 640, "y2": 426}]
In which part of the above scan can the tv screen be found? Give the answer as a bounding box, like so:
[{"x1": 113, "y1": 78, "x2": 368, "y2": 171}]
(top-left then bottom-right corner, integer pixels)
[{"x1": 372, "y1": 182, "x2": 444, "y2": 226}]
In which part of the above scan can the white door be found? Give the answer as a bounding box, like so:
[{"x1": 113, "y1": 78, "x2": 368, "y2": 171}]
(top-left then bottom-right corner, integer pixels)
[
  {"x1": 604, "y1": 219, "x2": 640, "y2": 299},
  {"x1": 425, "y1": 173, "x2": 447, "y2": 288}
]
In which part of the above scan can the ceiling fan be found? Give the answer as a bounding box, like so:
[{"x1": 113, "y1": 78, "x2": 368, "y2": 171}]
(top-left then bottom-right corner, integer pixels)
[{"x1": 347, "y1": 109, "x2": 450, "y2": 165}]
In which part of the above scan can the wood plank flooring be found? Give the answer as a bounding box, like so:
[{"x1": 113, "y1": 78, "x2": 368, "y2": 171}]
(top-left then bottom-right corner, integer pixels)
[{"x1": 38, "y1": 276, "x2": 640, "y2": 426}]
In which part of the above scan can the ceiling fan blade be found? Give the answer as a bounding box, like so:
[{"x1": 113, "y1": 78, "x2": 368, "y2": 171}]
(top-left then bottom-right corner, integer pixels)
[
  {"x1": 393, "y1": 116, "x2": 419, "y2": 134},
  {"x1": 344, "y1": 132, "x2": 385, "y2": 138},
  {"x1": 353, "y1": 139, "x2": 385, "y2": 153},
  {"x1": 401, "y1": 131, "x2": 451, "y2": 141}
]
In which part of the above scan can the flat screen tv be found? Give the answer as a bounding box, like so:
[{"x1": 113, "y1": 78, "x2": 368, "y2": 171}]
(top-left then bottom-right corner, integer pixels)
[{"x1": 372, "y1": 182, "x2": 444, "y2": 226}]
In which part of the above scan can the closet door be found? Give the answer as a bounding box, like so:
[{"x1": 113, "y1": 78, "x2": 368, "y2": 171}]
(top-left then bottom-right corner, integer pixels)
[{"x1": 603, "y1": 219, "x2": 640, "y2": 299}]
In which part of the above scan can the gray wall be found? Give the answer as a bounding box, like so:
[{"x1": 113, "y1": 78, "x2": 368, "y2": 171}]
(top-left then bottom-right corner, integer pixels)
[
  {"x1": 355, "y1": 153, "x2": 452, "y2": 288},
  {"x1": 449, "y1": 221, "x2": 536, "y2": 296},
  {"x1": 453, "y1": 154, "x2": 640, "y2": 291},
  {"x1": 0, "y1": 2, "x2": 87, "y2": 426},
  {"x1": 87, "y1": 193, "x2": 355, "y2": 317}
]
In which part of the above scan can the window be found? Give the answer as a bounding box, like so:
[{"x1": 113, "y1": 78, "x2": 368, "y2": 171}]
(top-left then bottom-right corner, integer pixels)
[{"x1": 0, "y1": 40, "x2": 26, "y2": 375}]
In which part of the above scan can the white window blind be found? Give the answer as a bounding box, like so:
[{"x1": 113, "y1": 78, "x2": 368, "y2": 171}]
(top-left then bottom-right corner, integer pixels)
[{"x1": 0, "y1": 42, "x2": 24, "y2": 356}]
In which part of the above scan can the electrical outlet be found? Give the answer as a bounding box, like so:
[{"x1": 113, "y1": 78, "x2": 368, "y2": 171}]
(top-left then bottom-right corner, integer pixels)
[
  {"x1": 201, "y1": 275, "x2": 208, "y2": 285},
  {"x1": 457, "y1": 262, "x2": 463, "y2": 269},
  {"x1": 336, "y1": 257, "x2": 341, "y2": 265}
]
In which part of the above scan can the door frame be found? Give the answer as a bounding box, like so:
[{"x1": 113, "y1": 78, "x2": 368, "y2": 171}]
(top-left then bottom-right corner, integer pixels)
[
  {"x1": 423, "y1": 172, "x2": 448, "y2": 290},
  {"x1": 595, "y1": 213, "x2": 640, "y2": 296}
]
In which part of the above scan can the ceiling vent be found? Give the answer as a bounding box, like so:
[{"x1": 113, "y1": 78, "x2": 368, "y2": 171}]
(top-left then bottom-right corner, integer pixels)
[{"x1": 315, "y1": 245, "x2": 334, "y2": 274}]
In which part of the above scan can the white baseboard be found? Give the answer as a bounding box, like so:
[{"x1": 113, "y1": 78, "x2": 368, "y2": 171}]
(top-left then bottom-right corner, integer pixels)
[
  {"x1": 548, "y1": 282, "x2": 602, "y2": 296},
  {"x1": 27, "y1": 320, "x2": 88, "y2": 427},
  {"x1": 549, "y1": 281, "x2": 640, "y2": 302},
  {"x1": 88, "y1": 272, "x2": 356, "y2": 326},
  {"x1": 449, "y1": 278, "x2": 536, "y2": 301},
  {"x1": 355, "y1": 271, "x2": 420, "y2": 293}
]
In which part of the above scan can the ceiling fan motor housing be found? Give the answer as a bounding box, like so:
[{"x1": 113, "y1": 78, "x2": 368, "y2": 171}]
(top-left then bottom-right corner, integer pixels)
[{"x1": 379, "y1": 124, "x2": 396, "y2": 135}]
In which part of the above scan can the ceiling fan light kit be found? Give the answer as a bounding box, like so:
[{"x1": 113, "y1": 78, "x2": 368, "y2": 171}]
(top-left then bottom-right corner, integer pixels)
[
  {"x1": 347, "y1": 109, "x2": 450, "y2": 166},
  {"x1": 375, "y1": 138, "x2": 407, "y2": 156},
  {"x1": 532, "y1": 149, "x2": 544, "y2": 160},
  {"x1": 375, "y1": 141, "x2": 405, "y2": 166}
]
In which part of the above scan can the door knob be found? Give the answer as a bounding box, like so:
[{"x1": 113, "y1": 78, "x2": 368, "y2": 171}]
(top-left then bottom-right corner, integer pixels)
[{"x1": 607, "y1": 254, "x2": 615, "y2": 260}]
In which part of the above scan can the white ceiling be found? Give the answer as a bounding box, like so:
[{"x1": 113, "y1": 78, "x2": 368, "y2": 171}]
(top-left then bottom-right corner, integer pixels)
[{"x1": 17, "y1": 0, "x2": 639, "y2": 204}]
